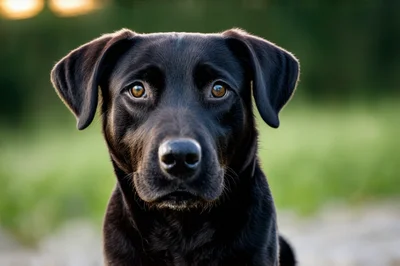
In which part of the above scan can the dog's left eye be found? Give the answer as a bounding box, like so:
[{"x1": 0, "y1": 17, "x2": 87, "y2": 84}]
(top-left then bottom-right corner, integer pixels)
[
  {"x1": 129, "y1": 83, "x2": 147, "y2": 98},
  {"x1": 211, "y1": 82, "x2": 227, "y2": 98}
]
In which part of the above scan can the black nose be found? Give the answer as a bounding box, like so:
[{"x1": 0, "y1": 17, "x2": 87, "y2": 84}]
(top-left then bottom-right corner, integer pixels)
[{"x1": 158, "y1": 138, "x2": 201, "y2": 178}]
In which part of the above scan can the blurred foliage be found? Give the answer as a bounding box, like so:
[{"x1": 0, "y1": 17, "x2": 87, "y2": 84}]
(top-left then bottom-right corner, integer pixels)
[{"x1": 0, "y1": 0, "x2": 399, "y2": 244}]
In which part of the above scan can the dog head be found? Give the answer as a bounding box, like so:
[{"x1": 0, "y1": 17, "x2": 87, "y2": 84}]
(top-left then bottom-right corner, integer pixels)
[{"x1": 51, "y1": 28, "x2": 299, "y2": 210}]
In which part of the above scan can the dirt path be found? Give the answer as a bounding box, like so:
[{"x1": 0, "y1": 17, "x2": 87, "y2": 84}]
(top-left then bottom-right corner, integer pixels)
[{"x1": 1, "y1": 201, "x2": 399, "y2": 266}]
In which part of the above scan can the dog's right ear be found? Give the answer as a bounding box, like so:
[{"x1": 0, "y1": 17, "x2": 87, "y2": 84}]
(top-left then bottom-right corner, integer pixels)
[
  {"x1": 50, "y1": 29, "x2": 135, "y2": 130},
  {"x1": 222, "y1": 29, "x2": 299, "y2": 128}
]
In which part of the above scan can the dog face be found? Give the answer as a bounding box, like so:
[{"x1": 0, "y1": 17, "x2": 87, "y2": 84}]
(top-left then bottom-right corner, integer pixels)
[
  {"x1": 104, "y1": 34, "x2": 250, "y2": 209},
  {"x1": 51, "y1": 29, "x2": 299, "y2": 210}
]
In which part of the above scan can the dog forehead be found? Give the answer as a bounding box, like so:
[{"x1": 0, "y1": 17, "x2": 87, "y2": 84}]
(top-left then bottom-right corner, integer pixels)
[
  {"x1": 123, "y1": 33, "x2": 235, "y2": 68},
  {"x1": 150, "y1": 33, "x2": 234, "y2": 61},
  {"x1": 142, "y1": 31, "x2": 222, "y2": 46},
  {"x1": 109, "y1": 32, "x2": 244, "y2": 91}
]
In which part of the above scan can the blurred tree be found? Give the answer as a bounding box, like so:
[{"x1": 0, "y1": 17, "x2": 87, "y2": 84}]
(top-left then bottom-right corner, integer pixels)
[{"x1": 0, "y1": 0, "x2": 399, "y2": 126}]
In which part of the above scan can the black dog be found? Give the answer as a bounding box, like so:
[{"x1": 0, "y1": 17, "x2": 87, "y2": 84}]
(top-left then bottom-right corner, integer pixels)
[{"x1": 51, "y1": 28, "x2": 299, "y2": 266}]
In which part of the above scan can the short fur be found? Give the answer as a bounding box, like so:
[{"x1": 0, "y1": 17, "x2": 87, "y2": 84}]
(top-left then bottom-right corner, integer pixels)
[{"x1": 51, "y1": 28, "x2": 300, "y2": 266}]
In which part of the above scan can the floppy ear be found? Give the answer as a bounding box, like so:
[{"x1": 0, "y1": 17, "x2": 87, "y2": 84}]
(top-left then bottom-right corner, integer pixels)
[
  {"x1": 50, "y1": 29, "x2": 135, "y2": 130},
  {"x1": 223, "y1": 29, "x2": 300, "y2": 128}
]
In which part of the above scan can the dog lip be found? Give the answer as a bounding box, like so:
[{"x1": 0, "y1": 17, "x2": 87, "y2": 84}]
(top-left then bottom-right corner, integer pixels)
[{"x1": 156, "y1": 190, "x2": 198, "y2": 203}]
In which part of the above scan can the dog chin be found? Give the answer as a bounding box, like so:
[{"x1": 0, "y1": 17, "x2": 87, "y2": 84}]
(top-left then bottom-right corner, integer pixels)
[
  {"x1": 152, "y1": 191, "x2": 206, "y2": 211},
  {"x1": 155, "y1": 200, "x2": 200, "y2": 211}
]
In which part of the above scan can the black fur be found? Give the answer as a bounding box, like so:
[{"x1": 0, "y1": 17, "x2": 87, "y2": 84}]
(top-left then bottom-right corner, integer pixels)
[{"x1": 51, "y1": 28, "x2": 300, "y2": 266}]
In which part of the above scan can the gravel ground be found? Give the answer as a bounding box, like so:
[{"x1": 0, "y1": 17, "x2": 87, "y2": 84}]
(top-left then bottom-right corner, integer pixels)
[
  {"x1": 279, "y1": 201, "x2": 400, "y2": 266},
  {"x1": 0, "y1": 201, "x2": 399, "y2": 266}
]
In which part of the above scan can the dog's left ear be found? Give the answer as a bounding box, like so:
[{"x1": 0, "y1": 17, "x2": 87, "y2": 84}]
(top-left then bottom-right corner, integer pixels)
[
  {"x1": 223, "y1": 29, "x2": 300, "y2": 128},
  {"x1": 50, "y1": 29, "x2": 135, "y2": 130}
]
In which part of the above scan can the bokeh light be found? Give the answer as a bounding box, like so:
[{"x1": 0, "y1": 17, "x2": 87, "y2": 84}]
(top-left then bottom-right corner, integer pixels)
[
  {"x1": 49, "y1": 0, "x2": 100, "y2": 17},
  {"x1": 0, "y1": 0, "x2": 44, "y2": 19}
]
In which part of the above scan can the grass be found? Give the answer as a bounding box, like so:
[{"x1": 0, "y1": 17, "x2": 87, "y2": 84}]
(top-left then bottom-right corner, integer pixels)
[
  {"x1": 259, "y1": 101, "x2": 400, "y2": 214},
  {"x1": 0, "y1": 101, "x2": 399, "y2": 244}
]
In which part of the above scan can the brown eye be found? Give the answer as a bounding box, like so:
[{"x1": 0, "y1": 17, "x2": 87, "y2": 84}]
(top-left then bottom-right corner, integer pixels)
[
  {"x1": 211, "y1": 83, "x2": 227, "y2": 98},
  {"x1": 130, "y1": 83, "x2": 146, "y2": 98}
]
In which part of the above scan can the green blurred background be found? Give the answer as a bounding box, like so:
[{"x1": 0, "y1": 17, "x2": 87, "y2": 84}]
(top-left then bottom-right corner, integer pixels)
[{"x1": 0, "y1": 0, "x2": 399, "y2": 246}]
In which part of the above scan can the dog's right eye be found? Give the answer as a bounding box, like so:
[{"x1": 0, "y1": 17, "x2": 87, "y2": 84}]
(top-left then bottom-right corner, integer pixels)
[
  {"x1": 210, "y1": 82, "x2": 228, "y2": 99},
  {"x1": 129, "y1": 83, "x2": 147, "y2": 98}
]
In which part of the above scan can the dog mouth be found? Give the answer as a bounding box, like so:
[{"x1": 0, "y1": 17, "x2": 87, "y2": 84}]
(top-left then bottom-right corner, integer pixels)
[
  {"x1": 154, "y1": 190, "x2": 202, "y2": 210},
  {"x1": 160, "y1": 190, "x2": 196, "y2": 201}
]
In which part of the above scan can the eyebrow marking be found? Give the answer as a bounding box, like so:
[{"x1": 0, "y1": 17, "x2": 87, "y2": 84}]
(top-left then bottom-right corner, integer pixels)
[
  {"x1": 120, "y1": 64, "x2": 164, "y2": 89},
  {"x1": 196, "y1": 62, "x2": 239, "y2": 89}
]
